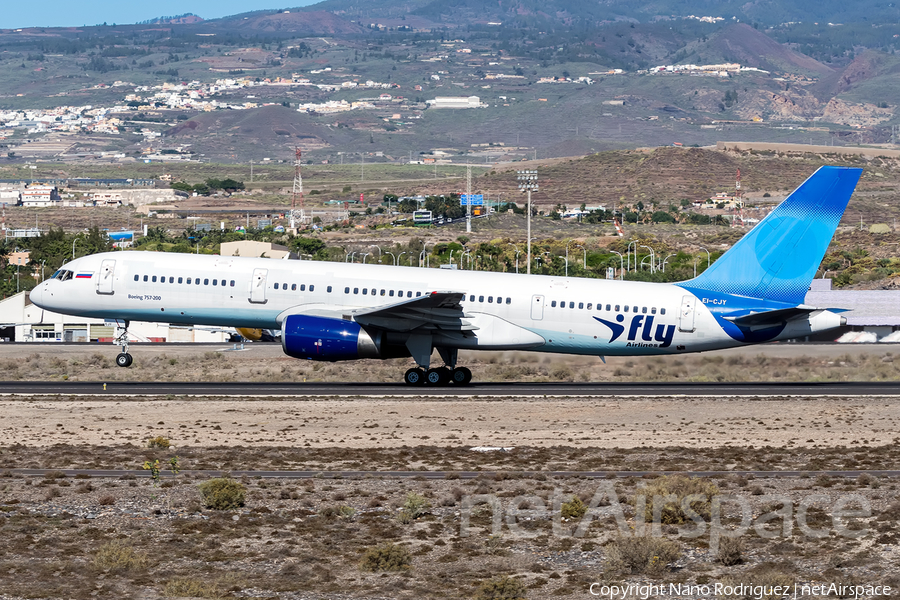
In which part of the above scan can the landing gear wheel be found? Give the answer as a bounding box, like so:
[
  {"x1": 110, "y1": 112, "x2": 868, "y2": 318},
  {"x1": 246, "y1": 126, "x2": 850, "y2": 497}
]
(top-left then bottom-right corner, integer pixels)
[
  {"x1": 115, "y1": 353, "x2": 133, "y2": 368},
  {"x1": 404, "y1": 367, "x2": 426, "y2": 386},
  {"x1": 451, "y1": 367, "x2": 472, "y2": 385},
  {"x1": 426, "y1": 367, "x2": 451, "y2": 386}
]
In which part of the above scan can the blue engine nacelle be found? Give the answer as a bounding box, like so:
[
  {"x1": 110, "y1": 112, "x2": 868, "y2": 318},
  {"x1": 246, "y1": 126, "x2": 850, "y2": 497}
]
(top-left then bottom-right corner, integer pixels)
[{"x1": 281, "y1": 315, "x2": 382, "y2": 361}]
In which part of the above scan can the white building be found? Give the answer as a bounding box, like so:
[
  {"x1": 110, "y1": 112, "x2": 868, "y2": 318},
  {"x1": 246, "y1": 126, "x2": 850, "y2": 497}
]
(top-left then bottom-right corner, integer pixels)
[
  {"x1": 21, "y1": 185, "x2": 60, "y2": 207},
  {"x1": 426, "y1": 96, "x2": 486, "y2": 109}
]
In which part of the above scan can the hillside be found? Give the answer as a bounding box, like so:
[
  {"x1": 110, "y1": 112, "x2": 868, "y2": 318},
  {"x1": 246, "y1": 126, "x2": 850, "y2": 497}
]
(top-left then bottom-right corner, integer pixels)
[{"x1": 696, "y1": 23, "x2": 834, "y2": 76}]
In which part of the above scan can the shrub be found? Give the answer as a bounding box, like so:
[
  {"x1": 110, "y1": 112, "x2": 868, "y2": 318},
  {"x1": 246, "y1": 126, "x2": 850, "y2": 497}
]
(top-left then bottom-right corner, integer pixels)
[
  {"x1": 146, "y1": 436, "x2": 171, "y2": 449},
  {"x1": 561, "y1": 496, "x2": 587, "y2": 520},
  {"x1": 319, "y1": 505, "x2": 355, "y2": 519},
  {"x1": 720, "y1": 566, "x2": 793, "y2": 599},
  {"x1": 604, "y1": 536, "x2": 681, "y2": 576},
  {"x1": 360, "y1": 542, "x2": 412, "y2": 572},
  {"x1": 198, "y1": 477, "x2": 245, "y2": 510},
  {"x1": 635, "y1": 475, "x2": 719, "y2": 524},
  {"x1": 98, "y1": 494, "x2": 116, "y2": 506},
  {"x1": 93, "y1": 540, "x2": 149, "y2": 572},
  {"x1": 475, "y1": 575, "x2": 527, "y2": 600},
  {"x1": 163, "y1": 578, "x2": 223, "y2": 598},
  {"x1": 717, "y1": 536, "x2": 743, "y2": 566},
  {"x1": 399, "y1": 492, "x2": 431, "y2": 522}
]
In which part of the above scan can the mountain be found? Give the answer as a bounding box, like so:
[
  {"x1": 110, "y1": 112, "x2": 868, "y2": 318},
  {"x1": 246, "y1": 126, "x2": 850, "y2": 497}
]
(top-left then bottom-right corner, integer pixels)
[
  {"x1": 815, "y1": 51, "x2": 900, "y2": 99},
  {"x1": 680, "y1": 23, "x2": 834, "y2": 76}
]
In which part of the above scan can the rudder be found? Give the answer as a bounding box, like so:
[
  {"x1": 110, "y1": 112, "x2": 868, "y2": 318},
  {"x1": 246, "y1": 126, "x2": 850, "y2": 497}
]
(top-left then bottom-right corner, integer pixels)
[{"x1": 687, "y1": 166, "x2": 862, "y2": 304}]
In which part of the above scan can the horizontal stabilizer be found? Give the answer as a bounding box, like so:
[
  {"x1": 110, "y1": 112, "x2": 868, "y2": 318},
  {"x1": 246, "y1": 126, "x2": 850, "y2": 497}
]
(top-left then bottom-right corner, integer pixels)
[{"x1": 723, "y1": 306, "x2": 817, "y2": 328}]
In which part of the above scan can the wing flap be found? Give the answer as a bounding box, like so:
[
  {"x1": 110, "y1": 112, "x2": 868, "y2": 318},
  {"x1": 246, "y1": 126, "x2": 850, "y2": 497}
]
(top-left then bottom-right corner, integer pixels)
[{"x1": 723, "y1": 305, "x2": 818, "y2": 328}]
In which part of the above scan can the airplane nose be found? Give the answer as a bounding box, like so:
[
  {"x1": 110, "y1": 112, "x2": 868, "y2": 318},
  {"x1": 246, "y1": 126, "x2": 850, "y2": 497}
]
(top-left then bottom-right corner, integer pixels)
[{"x1": 30, "y1": 281, "x2": 45, "y2": 308}]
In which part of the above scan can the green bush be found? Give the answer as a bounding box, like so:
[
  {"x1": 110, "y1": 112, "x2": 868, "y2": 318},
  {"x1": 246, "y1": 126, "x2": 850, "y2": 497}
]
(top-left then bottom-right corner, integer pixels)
[
  {"x1": 398, "y1": 492, "x2": 431, "y2": 522},
  {"x1": 163, "y1": 577, "x2": 223, "y2": 598},
  {"x1": 604, "y1": 536, "x2": 681, "y2": 577},
  {"x1": 93, "y1": 540, "x2": 149, "y2": 572},
  {"x1": 717, "y1": 536, "x2": 743, "y2": 566},
  {"x1": 146, "y1": 436, "x2": 171, "y2": 449},
  {"x1": 635, "y1": 475, "x2": 719, "y2": 524},
  {"x1": 198, "y1": 477, "x2": 245, "y2": 510},
  {"x1": 561, "y1": 496, "x2": 587, "y2": 520},
  {"x1": 360, "y1": 542, "x2": 412, "y2": 572},
  {"x1": 475, "y1": 575, "x2": 527, "y2": 600}
]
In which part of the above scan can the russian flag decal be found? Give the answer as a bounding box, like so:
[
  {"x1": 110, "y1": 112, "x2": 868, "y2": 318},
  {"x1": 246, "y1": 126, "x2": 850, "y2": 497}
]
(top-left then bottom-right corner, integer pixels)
[{"x1": 75, "y1": 272, "x2": 93, "y2": 279}]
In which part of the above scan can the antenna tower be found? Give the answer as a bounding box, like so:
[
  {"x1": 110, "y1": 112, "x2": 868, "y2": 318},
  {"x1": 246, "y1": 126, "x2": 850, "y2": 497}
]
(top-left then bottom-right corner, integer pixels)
[
  {"x1": 731, "y1": 168, "x2": 744, "y2": 228},
  {"x1": 290, "y1": 147, "x2": 303, "y2": 228}
]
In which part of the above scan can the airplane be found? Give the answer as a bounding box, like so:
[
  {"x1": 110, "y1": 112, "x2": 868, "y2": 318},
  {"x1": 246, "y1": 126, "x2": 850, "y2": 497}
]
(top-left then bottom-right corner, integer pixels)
[{"x1": 29, "y1": 166, "x2": 862, "y2": 386}]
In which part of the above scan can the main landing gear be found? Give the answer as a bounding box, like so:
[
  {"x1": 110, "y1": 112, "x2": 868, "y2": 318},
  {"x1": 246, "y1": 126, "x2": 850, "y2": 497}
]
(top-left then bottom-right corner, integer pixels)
[
  {"x1": 404, "y1": 366, "x2": 472, "y2": 386},
  {"x1": 115, "y1": 320, "x2": 133, "y2": 368},
  {"x1": 403, "y1": 345, "x2": 472, "y2": 386}
]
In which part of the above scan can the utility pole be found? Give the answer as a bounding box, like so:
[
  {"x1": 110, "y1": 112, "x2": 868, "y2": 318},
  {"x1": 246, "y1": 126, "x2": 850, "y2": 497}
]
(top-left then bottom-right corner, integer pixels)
[
  {"x1": 517, "y1": 170, "x2": 538, "y2": 274},
  {"x1": 466, "y1": 163, "x2": 472, "y2": 234}
]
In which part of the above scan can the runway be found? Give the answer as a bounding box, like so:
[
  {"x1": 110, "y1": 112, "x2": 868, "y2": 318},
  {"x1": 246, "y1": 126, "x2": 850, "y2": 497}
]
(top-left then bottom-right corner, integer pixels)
[{"x1": 2, "y1": 380, "x2": 900, "y2": 396}]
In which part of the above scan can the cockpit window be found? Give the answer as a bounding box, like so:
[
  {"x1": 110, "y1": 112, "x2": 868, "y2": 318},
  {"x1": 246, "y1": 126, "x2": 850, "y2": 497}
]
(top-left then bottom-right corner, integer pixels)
[{"x1": 54, "y1": 270, "x2": 74, "y2": 281}]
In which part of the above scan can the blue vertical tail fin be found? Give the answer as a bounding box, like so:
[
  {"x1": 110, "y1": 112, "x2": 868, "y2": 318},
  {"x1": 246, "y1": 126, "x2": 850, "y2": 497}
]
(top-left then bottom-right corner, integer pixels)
[{"x1": 686, "y1": 166, "x2": 862, "y2": 304}]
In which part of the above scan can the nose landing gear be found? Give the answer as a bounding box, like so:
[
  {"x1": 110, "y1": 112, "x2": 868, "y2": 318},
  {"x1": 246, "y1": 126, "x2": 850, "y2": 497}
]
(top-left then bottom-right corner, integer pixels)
[{"x1": 114, "y1": 320, "x2": 133, "y2": 368}]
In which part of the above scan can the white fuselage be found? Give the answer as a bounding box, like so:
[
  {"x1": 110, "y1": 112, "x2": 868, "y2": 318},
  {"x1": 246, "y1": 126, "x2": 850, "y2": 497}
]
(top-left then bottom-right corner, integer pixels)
[{"x1": 30, "y1": 251, "x2": 838, "y2": 357}]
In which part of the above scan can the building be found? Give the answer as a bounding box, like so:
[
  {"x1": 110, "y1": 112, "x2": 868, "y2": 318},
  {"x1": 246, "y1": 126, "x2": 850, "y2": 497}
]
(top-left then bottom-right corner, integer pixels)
[
  {"x1": 426, "y1": 96, "x2": 486, "y2": 109},
  {"x1": 21, "y1": 185, "x2": 60, "y2": 207},
  {"x1": 220, "y1": 240, "x2": 297, "y2": 259}
]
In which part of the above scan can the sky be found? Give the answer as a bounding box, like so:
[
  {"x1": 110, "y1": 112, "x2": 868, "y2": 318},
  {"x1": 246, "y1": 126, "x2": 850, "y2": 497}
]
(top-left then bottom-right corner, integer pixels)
[{"x1": 1, "y1": 1, "x2": 319, "y2": 29}]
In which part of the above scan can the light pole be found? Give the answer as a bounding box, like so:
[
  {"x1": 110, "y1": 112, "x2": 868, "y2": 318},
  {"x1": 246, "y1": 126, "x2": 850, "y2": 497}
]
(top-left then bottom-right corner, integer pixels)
[
  {"x1": 517, "y1": 170, "x2": 538, "y2": 274},
  {"x1": 397, "y1": 252, "x2": 407, "y2": 266},
  {"x1": 507, "y1": 243, "x2": 520, "y2": 274},
  {"x1": 370, "y1": 245, "x2": 381, "y2": 263},
  {"x1": 565, "y1": 240, "x2": 575, "y2": 277},
  {"x1": 610, "y1": 250, "x2": 624, "y2": 279},
  {"x1": 385, "y1": 251, "x2": 396, "y2": 266},
  {"x1": 640, "y1": 245, "x2": 655, "y2": 274},
  {"x1": 72, "y1": 236, "x2": 78, "y2": 259},
  {"x1": 420, "y1": 241, "x2": 434, "y2": 268},
  {"x1": 698, "y1": 246, "x2": 711, "y2": 270},
  {"x1": 361, "y1": 253, "x2": 370, "y2": 264},
  {"x1": 626, "y1": 240, "x2": 637, "y2": 271},
  {"x1": 449, "y1": 249, "x2": 455, "y2": 266},
  {"x1": 576, "y1": 244, "x2": 586, "y2": 270},
  {"x1": 662, "y1": 253, "x2": 676, "y2": 273}
]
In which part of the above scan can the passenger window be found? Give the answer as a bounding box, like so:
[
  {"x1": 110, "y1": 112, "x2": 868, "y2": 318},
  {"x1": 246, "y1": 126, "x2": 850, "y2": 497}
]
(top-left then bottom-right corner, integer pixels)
[
  {"x1": 587, "y1": 303, "x2": 592, "y2": 310},
  {"x1": 196, "y1": 278, "x2": 200, "y2": 285},
  {"x1": 327, "y1": 286, "x2": 332, "y2": 293},
  {"x1": 551, "y1": 301, "x2": 557, "y2": 308},
  {"x1": 274, "y1": 283, "x2": 279, "y2": 290},
  {"x1": 143, "y1": 275, "x2": 148, "y2": 282},
  {"x1": 204, "y1": 279, "x2": 209, "y2": 285},
  {"x1": 345, "y1": 287, "x2": 350, "y2": 294},
  {"x1": 283, "y1": 282, "x2": 287, "y2": 290},
  {"x1": 231, "y1": 280, "x2": 235, "y2": 287},
  {"x1": 651, "y1": 307, "x2": 657, "y2": 314},
  {"x1": 169, "y1": 277, "x2": 174, "y2": 283},
  {"x1": 178, "y1": 277, "x2": 183, "y2": 284},
  {"x1": 615, "y1": 305, "x2": 620, "y2": 311},
  {"x1": 152, "y1": 276, "x2": 157, "y2": 283},
  {"x1": 569, "y1": 302, "x2": 575, "y2": 309},
  {"x1": 633, "y1": 306, "x2": 638, "y2": 313},
  {"x1": 310, "y1": 285, "x2": 314, "y2": 292},
  {"x1": 416, "y1": 292, "x2": 421, "y2": 297},
  {"x1": 213, "y1": 280, "x2": 218, "y2": 286},
  {"x1": 642, "y1": 307, "x2": 647, "y2": 314},
  {"x1": 291, "y1": 284, "x2": 297, "y2": 291},
  {"x1": 624, "y1": 305, "x2": 629, "y2": 312},
  {"x1": 606, "y1": 304, "x2": 611, "y2": 311},
  {"x1": 362, "y1": 288, "x2": 368, "y2": 295},
  {"x1": 506, "y1": 298, "x2": 511, "y2": 305},
  {"x1": 579, "y1": 302, "x2": 584, "y2": 309},
  {"x1": 479, "y1": 295, "x2": 484, "y2": 302},
  {"x1": 389, "y1": 290, "x2": 395, "y2": 297},
  {"x1": 408, "y1": 292, "x2": 413, "y2": 298},
  {"x1": 186, "y1": 278, "x2": 192, "y2": 284},
  {"x1": 300, "y1": 284, "x2": 306, "y2": 292},
  {"x1": 488, "y1": 296, "x2": 493, "y2": 303},
  {"x1": 381, "y1": 289, "x2": 386, "y2": 296},
  {"x1": 354, "y1": 288, "x2": 359, "y2": 294},
  {"x1": 661, "y1": 308, "x2": 666, "y2": 315},
  {"x1": 134, "y1": 275, "x2": 139, "y2": 282},
  {"x1": 371, "y1": 288, "x2": 376, "y2": 295},
  {"x1": 470, "y1": 295, "x2": 475, "y2": 302}
]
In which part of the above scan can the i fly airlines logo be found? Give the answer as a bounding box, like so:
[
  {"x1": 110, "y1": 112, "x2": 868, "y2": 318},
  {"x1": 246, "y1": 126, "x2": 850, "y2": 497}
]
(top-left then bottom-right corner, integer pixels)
[{"x1": 593, "y1": 314, "x2": 675, "y2": 348}]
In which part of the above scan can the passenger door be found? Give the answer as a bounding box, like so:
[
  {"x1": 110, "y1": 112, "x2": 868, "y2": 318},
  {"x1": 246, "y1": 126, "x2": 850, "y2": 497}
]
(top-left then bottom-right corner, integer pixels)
[
  {"x1": 678, "y1": 295, "x2": 696, "y2": 333},
  {"x1": 531, "y1": 295, "x2": 544, "y2": 320},
  {"x1": 96, "y1": 259, "x2": 115, "y2": 295},
  {"x1": 249, "y1": 268, "x2": 268, "y2": 304}
]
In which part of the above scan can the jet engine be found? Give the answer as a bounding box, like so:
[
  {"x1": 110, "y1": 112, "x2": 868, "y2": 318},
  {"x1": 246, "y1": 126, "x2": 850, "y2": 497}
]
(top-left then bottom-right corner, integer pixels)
[{"x1": 281, "y1": 315, "x2": 383, "y2": 361}]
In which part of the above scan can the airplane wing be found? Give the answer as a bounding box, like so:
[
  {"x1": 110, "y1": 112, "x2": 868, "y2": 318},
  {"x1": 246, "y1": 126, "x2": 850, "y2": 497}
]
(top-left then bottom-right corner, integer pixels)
[
  {"x1": 723, "y1": 305, "x2": 822, "y2": 328},
  {"x1": 276, "y1": 291, "x2": 475, "y2": 333}
]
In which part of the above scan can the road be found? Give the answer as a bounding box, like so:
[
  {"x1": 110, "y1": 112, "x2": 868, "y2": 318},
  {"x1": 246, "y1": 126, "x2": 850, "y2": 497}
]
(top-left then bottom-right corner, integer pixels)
[{"x1": 2, "y1": 381, "x2": 899, "y2": 396}]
